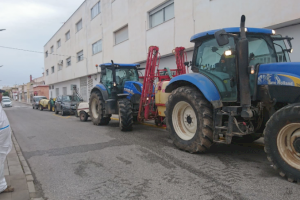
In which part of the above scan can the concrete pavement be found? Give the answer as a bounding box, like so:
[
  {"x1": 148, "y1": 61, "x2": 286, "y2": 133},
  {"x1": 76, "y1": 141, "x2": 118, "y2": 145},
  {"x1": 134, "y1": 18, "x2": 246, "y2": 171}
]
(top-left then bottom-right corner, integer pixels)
[
  {"x1": 3, "y1": 101, "x2": 300, "y2": 200},
  {"x1": 0, "y1": 129, "x2": 41, "y2": 200}
]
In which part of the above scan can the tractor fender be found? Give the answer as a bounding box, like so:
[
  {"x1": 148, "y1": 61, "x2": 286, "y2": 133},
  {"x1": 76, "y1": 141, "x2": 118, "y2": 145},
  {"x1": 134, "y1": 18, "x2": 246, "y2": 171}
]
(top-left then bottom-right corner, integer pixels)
[
  {"x1": 165, "y1": 73, "x2": 223, "y2": 108},
  {"x1": 91, "y1": 84, "x2": 109, "y2": 101}
]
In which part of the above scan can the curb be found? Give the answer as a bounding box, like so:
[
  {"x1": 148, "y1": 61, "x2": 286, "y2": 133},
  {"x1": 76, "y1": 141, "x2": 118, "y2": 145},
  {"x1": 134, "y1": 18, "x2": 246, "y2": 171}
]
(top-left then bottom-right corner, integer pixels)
[{"x1": 11, "y1": 131, "x2": 43, "y2": 200}]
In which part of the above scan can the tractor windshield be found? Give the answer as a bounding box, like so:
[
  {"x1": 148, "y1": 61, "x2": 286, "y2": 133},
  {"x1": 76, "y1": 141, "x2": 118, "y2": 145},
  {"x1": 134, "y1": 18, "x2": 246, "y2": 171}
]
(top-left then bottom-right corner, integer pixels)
[{"x1": 194, "y1": 37, "x2": 237, "y2": 102}]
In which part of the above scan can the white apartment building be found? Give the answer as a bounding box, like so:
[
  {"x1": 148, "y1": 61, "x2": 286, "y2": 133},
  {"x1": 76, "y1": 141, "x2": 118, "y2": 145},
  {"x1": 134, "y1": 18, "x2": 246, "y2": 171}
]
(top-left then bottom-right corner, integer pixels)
[{"x1": 44, "y1": 0, "x2": 300, "y2": 101}]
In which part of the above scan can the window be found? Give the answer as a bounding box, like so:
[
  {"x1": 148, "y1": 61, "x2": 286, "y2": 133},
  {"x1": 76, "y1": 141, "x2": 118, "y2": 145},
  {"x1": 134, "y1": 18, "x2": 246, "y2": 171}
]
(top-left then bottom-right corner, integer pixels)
[
  {"x1": 65, "y1": 31, "x2": 70, "y2": 41},
  {"x1": 248, "y1": 34, "x2": 277, "y2": 66},
  {"x1": 195, "y1": 37, "x2": 237, "y2": 102},
  {"x1": 51, "y1": 66, "x2": 54, "y2": 73},
  {"x1": 91, "y1": 2, "x2": 101, "y2": 19},
  {"x1": 66, "y1": 57, "x2": 71, "y2": 66},
  {"x1": 52, "y1": 85, "x2": 54, "y2": 89},
  {"x1": 114, "y1": 25, "x2": 128, "y2": 45},
  {"x1": 63, "y1": 87, "x2": 67, "y2": 95},
  {"x1": 76, "y1": 19, "x2": 82, "y2": 32},
  {"x1": 92, "y1": 40, "x2": 102, "y2": 54},
  {"x1": 58, "y1": 64, "x2": 62, "y2": 71},
  {"x1": 45, "y1": 51, "x2": 48, "y2": 57},
  {"x1": 272, "y1": 35, "x2": 290, "y2": 62},
  {"x1": 46, "y1": 69, "x2": 49, "y2": 76},
  {"x1": 56, "y1": 89, "x2": 59, "y2": 97},
  {"x1": 149, "y1": 0, "x2": 174, "y2": 28},
  {"x1": 77, "y1": 50, "x2": 83, "y2": 62},
  {"x1": 57, "y1": 39, "x2": 61, "y2": 48},
  {"x1": 51, "y1": 46, "x2": 54, "y2": 53}
]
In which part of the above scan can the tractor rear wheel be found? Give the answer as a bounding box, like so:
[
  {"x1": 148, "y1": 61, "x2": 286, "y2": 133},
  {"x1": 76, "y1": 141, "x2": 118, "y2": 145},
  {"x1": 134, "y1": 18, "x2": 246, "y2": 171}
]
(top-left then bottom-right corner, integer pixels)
[
  {"x1": 264, "y1": 104, "x2": 300, "y2": 183},
  {"x1": 118, "y1": 98, "x2": 133, "y2": 131},
  {"x1": 89, "y1": 91, "x2": 110, "y2": 125},
  {"x1": 166, "y1": 86, "x2": 214, "y2": 153}
]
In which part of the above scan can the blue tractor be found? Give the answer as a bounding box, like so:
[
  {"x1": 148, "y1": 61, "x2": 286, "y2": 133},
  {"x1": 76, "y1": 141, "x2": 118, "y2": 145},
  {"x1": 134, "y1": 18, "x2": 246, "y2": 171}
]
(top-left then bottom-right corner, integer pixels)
[
  {"x1": 165, "y1": 15, "x2": 300, "y2": 182},
  {"x1": 89, "y1": 62, "x2": 143, "y2": 131}
]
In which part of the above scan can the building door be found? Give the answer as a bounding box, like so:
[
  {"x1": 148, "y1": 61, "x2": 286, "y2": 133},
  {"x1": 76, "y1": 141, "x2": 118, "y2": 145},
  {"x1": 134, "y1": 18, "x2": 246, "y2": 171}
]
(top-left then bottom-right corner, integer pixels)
[
  {"x1": 80, "y1": 77, "x2": 88, "y2": 101},
  {"x1": 63, "y1": 87, "x2": 67, "y2": 95},
  {"x1": 55, "y1": 88, "x2": 59, "y2": 98}
]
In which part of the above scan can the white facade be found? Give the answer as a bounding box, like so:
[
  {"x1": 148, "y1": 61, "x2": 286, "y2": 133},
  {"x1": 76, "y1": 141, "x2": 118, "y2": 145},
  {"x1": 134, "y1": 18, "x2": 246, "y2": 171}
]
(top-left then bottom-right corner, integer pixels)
[{"x1": 44, "y1": 0, "x2": 300, "y2": 100}]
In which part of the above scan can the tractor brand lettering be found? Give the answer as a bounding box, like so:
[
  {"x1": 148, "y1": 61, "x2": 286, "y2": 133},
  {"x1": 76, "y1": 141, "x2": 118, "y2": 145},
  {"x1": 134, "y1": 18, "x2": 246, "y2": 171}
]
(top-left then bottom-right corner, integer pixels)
[
  {"x1": 124, "y1": 88, "x2": 134, "y2": 94},
  {"x1": 258, "y1": 74, "x2": 294, "y2": 86}
]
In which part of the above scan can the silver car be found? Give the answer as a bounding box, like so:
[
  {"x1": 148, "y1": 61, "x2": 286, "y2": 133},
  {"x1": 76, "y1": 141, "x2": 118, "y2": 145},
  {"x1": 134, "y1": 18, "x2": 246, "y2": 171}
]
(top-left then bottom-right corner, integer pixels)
[{"x1": 1, "y1": 98, "x2": 12, "y2": 107}]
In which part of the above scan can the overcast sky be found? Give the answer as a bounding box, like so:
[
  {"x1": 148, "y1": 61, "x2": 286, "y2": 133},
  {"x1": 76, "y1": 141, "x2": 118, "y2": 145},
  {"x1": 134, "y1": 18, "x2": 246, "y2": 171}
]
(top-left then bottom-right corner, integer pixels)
[{"x1": 0, "y1": 0, "x2": 85, "y2": 88}]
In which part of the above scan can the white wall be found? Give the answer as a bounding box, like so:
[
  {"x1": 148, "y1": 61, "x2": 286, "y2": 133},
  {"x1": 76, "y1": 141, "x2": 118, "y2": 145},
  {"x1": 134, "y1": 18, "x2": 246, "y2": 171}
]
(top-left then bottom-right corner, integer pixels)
[{"x1": 44, "y1": 0, "x2": 300, "y2": 86}]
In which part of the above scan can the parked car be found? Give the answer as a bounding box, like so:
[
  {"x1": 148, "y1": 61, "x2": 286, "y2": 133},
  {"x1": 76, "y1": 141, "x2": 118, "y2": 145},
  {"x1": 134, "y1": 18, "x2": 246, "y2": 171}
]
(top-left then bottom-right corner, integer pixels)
[
  {"x1": 1, "y1": 98, "x2": 12, "y2": 107},
  {"x1": 75, "y1": 102, "x2": 89, "y2": 121},
  {"x1": 2, "y1": 96, "x2": 10, "y2": 100},
  {"x1": 32, "y1": 96, "x2": 47, "y2": 109},
  {"x1": 55, "y1": 95, "x2": 83, "y2": 116}
]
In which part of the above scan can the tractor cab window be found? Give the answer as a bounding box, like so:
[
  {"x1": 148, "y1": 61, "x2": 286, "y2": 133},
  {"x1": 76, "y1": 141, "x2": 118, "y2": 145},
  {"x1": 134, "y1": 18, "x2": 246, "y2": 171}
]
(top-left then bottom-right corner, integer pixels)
[
  {"x1": 248, "y1": 34, "x2": 277, "y2": 66},
  {"x1": 272, "y1": 35, "x2": 291, "y2": 62},
  {"x1": 195, "y1": 37, "x2": 237, "y2": 102},
  {"x1": 115, "y1": 68, "x2": 139, "y2": 93},
  {"x1": 248, "y1": 34, "x2": 277, "y2": 96},
  {"x1": 101, "y1": 68, "x2": 113, "y2": 95}
]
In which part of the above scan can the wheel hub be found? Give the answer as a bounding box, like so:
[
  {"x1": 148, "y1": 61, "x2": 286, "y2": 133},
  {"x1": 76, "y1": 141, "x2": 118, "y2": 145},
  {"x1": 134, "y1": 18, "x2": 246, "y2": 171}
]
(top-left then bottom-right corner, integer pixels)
[
  {"x1": 186, "y1": 115, "x2": 192, "y2": 124},
  {"x1": 172, "y1": 101, "x2": 197, "y2": 141},
  {"x1": 293, "y1": 137, "x2": 300, "y2": 153}
]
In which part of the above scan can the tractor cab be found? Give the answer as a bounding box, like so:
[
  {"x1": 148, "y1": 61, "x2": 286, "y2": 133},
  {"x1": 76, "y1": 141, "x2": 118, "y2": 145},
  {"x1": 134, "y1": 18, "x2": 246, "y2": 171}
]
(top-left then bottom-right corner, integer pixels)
[
  {"x1": 190, "y1": 27, "x2": 293, "y2": 102},
  {"x1": 100, "y1": 63, "x2": 140, "y2": 98}
]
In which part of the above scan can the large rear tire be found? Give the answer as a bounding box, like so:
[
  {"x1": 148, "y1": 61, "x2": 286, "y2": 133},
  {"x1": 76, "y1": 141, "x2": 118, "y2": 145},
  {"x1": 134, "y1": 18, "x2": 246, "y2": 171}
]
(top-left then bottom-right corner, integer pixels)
[
  {"x1": 166, "y1": 86, "x2": 214, "y2": 153},
  {"x1": 264, "y1": 104, "x2": 300, "y2": 183},
  {"x1": 118, "y1": 98, "x2": 133, "y2": 131},
  {"x1": 89, "y1": 91, "x2": 110, "y2": 125}
]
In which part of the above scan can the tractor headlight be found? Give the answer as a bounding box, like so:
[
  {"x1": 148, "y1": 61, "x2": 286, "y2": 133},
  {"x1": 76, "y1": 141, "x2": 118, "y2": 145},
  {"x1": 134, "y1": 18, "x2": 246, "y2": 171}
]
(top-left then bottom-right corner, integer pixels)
[{"x1": 225, "y1": 50, "x2": 232, "y2": 56}]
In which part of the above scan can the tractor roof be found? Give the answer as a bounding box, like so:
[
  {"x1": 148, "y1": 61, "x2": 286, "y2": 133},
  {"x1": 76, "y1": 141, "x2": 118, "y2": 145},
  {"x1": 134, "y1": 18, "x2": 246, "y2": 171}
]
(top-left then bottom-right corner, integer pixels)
[
  {"x1": 101, "y1": 63, "x2": 140, "y2": 68},
  {"x1": 190, "y1": 27, "x2": 273, "y2": 42}
]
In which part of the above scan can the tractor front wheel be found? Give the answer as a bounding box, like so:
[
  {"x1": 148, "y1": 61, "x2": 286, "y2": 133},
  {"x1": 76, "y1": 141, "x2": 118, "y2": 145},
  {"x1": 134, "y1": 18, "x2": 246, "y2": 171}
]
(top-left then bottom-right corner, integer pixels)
[
  {"x1": 118, "y1": 98, "x2": 133, "y2": 131},
  {"x1": 89, "y1": 91, "x2": 110, "y2": 125},
  {"x1": 166, "y1": 86, "x2": 214, "y2": 153},
  {"x1": 264, "y1": 104, "x2": 300, "y2": 183}
]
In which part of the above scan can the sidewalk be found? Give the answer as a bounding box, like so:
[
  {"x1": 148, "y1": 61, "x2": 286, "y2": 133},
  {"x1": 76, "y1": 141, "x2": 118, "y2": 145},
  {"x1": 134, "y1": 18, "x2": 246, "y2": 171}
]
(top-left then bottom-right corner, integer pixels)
[{"x1": 0, "y1": 131, "x2": 41, "y2": 200}]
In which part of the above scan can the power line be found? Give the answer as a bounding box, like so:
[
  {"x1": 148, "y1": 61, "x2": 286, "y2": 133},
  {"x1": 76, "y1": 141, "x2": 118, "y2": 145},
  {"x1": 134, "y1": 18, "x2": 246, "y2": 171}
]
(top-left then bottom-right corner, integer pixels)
[{"x1": 0, "y1": 45, "x2": 77, "y2": 58}]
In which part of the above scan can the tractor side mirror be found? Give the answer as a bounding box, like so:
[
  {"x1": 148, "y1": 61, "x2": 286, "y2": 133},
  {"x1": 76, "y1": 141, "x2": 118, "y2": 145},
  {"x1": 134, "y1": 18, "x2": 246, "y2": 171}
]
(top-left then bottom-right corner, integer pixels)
[
  {"x1": 101, "y1": 67, "x2": 106, "y2": 75},
  {"x1": 214, "y1": 29, "x2": 229, "y2": 46}
]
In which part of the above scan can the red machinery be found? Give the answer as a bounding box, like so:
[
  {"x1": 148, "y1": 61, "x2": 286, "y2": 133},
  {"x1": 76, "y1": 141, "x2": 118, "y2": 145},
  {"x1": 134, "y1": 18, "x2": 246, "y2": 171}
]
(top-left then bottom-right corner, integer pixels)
[{"x1": 138, "y1": 46, "x2": 188, "y2": 122}]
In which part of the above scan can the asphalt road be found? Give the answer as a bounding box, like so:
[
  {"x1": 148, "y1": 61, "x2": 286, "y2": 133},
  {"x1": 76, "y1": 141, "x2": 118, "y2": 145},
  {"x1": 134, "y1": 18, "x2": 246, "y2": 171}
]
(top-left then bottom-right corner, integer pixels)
[{"x1": 3, "y1": 101, "x2": 300, "y2": 200}]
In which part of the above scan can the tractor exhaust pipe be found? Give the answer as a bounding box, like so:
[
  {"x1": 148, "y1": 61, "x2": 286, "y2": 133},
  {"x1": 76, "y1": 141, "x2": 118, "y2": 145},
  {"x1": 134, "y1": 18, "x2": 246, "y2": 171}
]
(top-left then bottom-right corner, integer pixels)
[{"x1": 238, "y1": 15, "x2": 252, "y2": 118}]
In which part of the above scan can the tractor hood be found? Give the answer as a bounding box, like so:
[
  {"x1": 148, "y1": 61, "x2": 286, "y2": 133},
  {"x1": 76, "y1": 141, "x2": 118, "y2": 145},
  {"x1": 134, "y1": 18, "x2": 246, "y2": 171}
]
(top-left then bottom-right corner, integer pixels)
[{"x1": 258, "y1": 62, "x2": 300, "y2": 87}]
